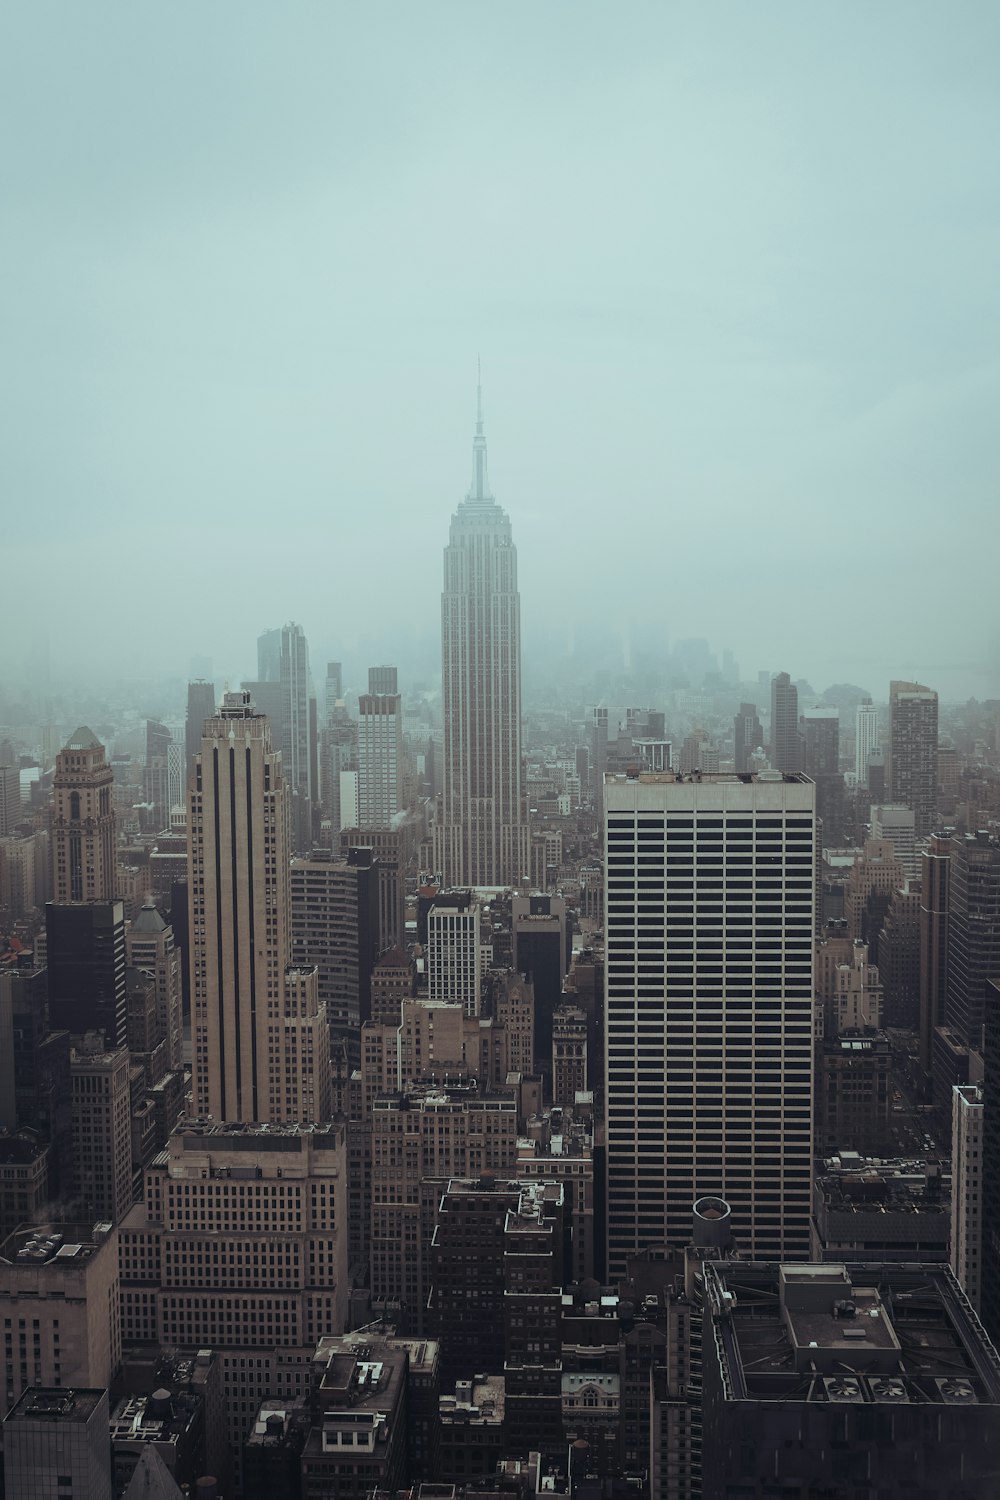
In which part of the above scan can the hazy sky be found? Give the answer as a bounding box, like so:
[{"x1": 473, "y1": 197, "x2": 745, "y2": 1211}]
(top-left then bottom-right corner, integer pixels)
[{"x1": 3, "y1": 2, "x2": 998, "y2": 702}]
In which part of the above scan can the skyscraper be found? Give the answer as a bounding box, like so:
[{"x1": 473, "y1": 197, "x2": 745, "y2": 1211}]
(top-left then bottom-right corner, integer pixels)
[
  {"x1": 801, "y1": 705, "x2": 844, "y2": 845},
  {"x1": 733, "y1": 702, "x2": 763, "y2": 774},
  {"x1": 51, "y1": 728, "x2": 116, "y2": 904},
  {"x1": 250, "y1": 624, "x2": 315, "y2": 852},
  {"x1": 604, "y1": 770, "x2": 815, "y2": 1278},
  {"x1": 854, "y1": 697, "x2": 878, "y2": 787},
  {"x1": 889, "y1": 679, "x2": 938, "y2": 837},
  {"x1": 769, "y1": 672, "x2": 801, "y2": 773},
  {"x1": 184, "y1": 680, "x2": 216, "y2": 781},
  {"x1": 188, "y1": 691, "x2": 329, "y2": 1123},
  {"x1": 434, "y1": 378, "x2": 529, "y2": 888},
  {"x1": 357, "y1": 692, "x2": 403, "y2": 828}
]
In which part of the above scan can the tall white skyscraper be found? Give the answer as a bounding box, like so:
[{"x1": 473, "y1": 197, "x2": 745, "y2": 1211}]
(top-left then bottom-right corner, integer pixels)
[
  {"x1": 855, "y1": 697, "x2": 879, "y2": 787},
  {"x1": 357, "y1": 692, "x2": 403, "y2": 827},
  {"x1": 604, "y1": 770, "x2": 815, "y2": 1278},
  {"x1": 434, "y1": 377, "x2": 529, "y2": 887},
  {"x1": 189, "y1": 690, "x2": 329, "y2": 1124}
]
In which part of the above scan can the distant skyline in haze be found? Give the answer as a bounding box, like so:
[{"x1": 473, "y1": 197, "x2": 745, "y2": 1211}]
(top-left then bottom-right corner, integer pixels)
[{"x1": 3, "y1": 3, "x2": 998, "y2": 703}]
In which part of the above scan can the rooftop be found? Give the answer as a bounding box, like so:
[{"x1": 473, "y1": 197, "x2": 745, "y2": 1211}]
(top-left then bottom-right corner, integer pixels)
[
  {"x1": 6, "y1": 1387, "x2": 106, "y2": 1423},
  {"x1": 1, "y1": 1222, "x2": 114, "y2": 1267},
  {"x1": 706, "y1": 1262, "x2": 1000, "y2": 1405}
]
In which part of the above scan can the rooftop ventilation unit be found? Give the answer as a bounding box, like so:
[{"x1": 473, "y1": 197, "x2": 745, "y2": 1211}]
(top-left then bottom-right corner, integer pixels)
[
  {"x1": 935, "y1": 1378, "x2": 977, "y2": 1404},
  {"x1": 823, "y1": 1377, "x2": 864, "y2": 1403},
  {"x1": 868, "y1": 1378, "x2": 909, "y2": 1403}
]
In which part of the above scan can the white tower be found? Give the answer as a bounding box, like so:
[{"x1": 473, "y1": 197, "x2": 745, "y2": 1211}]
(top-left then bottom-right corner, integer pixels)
[{"x1": 434, "y1": 373, "x2": 529, "y2": 887}]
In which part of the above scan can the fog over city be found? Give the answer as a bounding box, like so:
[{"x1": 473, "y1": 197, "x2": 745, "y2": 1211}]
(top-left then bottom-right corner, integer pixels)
[{"x1": 3, "y1": 2, "x2": 999, "y2": 702}]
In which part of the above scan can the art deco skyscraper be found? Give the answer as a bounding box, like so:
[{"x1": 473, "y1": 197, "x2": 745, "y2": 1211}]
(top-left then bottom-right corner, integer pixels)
[
  {"x1": 51, "y1": 727, "x2": 116, "y2": 903},
  {"x1": 189, "y1": 691, "x2": 329, "y2": 1124},
  {"x1": 604, "y1": 770, "x2": 815, "y2": 1278},
  {"x1": 434, "y1": 378, "x2": 529, "y2": 887}
]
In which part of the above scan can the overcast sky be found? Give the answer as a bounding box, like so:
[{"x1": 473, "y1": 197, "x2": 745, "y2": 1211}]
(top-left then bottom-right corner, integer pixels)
[{"x1": 2, "y1": 2, "x2": 998, "y2": 703}]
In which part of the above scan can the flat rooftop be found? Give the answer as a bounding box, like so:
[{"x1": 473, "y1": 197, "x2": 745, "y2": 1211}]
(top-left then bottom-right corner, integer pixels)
[
  {"x1": 6, "y1": 1387, "x2": 106, "y2": 1423},
  {"x1": 706, "y1": 1262, "x2": 1000, "y2": 1406}
]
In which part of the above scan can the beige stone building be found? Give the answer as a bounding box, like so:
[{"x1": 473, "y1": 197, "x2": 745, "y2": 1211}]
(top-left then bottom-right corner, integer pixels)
[
  {"x1": 0, "y1": 1220, "x2": 121, "y2": 1417},
  {"x1": 118, "y1": 1120, "x2": 349, "y2": 1469},
  {"x1": 189, "y1": 691, "x2": 329, "y2": 1124}
]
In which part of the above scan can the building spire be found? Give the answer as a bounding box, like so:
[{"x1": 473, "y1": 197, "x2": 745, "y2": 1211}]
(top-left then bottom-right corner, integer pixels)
[{"x1": 469, "y1": 357, "x2": 491, "y2": 501}]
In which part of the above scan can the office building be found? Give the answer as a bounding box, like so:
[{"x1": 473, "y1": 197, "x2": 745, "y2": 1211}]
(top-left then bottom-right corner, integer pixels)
[
  {"x1": 0, "y1": 762, "x2": 20, "y2": 837},
  {"x1": 323, "y1": 660, "x2": 343, "y2": 717},
  {"x1": 426, "y1": 891, "x2": 481, "y2": 1016},
  {"x1": 70, "y1": 1039, "x2": 133, "y2": 1225},
  {"x1": 142, "y1": 720, "x2": 172, "y2": 830},
  {"x1": 920, "y1": 832, "x2": 952, "y2": 1072},
  {"x1": 46, "y1": 900, "x2": 127, "y2": 1049},
  {"x1": 810, "y1": 1155, "x2": 949, "y2": 1264},
  {"x1": 944, "y1": 831, "x2": 1000, "y2": 1047},
  {"x1": 876, "y1": 882, "x2": 921, "y2": 1029},
  {"x1": 889, "y1": 679, "x2": 939, "y2": 837},
  {"x1": 290, "y1": 848, "x2": 379, "y2": 1051},
  {"x1": 855, "y1": 697, "x2": 879, "y2": 787},
  {"x1": 110, "y1": 1349, "x2": 225, "y2": 1498},
  {"x1": 340, "y1": 825, "x2": 407, "y2": 952},
  {"x1": 551, "y1": 1005, "x2": 588, "y2": 1111},
  {"x1": 370, "y1": 1084, "x2": 518, "y2": 1335},
  {"x1": 356, "y1": 692, "x2": 403, "y2": 828},
  {"x1": 125, "y1": 896, "x2": 183, "y2": 1073},
  {"x1": 189, "y1": 691, "x2": 329, "y2": 1124},
  {"x1": 368, "y1": 665, "x2": 398, "y2": 696},
  {"x1": 301, "y1": 1336, "x2": 409, "y2": 1500},
  {"x1": 801, "y1": 705, "x2": 844, "y2": 844},
  {"x1": 434, "y1": 378, "x2": 530, "y2": 887},
  {"x1": 253, "y1": 623, "x2": 315, "y2": 852},
  {"x1": 733, "y1": 702, "x2": 763, "y2": 774},
  {"x1": 184, "y1": 680, "x2": 216, "y2": 780},
  {"x1": 369, "y1": 944, "x2": 416, "y2": 1024},
  {"x1": 512, "y1": 892, "x2": 569, "y2": 1077},
  {"x1": 3, "y1": 1387, "x2": 112, "y2": 1500},
  {"x1": 769, "y1": 672, "x2": 801, "y2": 773},
  {"x1": 870, "y1": 803, "x2": 918, "y2": 881},
  {"x1": 952, "y1": 1083, "x2": 984, "y2": 1311},
  {"x1": 702, "y1": 1260, "x2": 1000, "y2": 1499},
  {"x1": 0, "y1": 1220, "x2": 121, "y2": 1419},
  {"x1": 604, "y1": 771, "x2": 815, "y2": 1278},
  {"x1": 51, "y1": 728, "x2": 116, "y2": 904},
  {"x1": 118, "y1": 1120, "x2": 349, "y2": 1477},
  {"x1": 980, "y1": 979, "x2": 1000, "y2": 1347}
]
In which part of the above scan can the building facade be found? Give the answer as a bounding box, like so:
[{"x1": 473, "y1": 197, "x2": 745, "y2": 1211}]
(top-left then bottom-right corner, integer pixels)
[
  {"x1": 604, "y1": 771, "x2": 815, "y2": 1277},
  {"x1": 889, "y1": 679, "x2": 938, "y2": 838}
]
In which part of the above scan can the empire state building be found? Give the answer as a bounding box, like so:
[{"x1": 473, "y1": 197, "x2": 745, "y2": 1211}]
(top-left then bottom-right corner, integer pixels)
[{"x1": 434, "y1": 379, "x2": 530, "y2": 888}]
